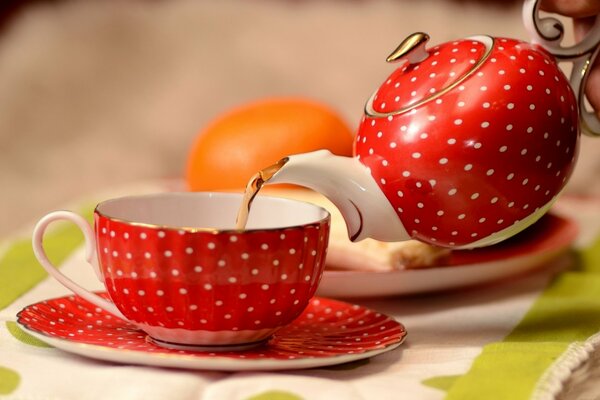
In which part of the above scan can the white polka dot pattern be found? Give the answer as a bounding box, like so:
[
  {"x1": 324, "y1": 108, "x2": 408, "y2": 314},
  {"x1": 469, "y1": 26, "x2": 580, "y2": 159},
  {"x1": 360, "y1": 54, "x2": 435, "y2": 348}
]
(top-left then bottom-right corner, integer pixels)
[
  {"x1": 373, "y1": 41, "x2": 487, "y2": 111},
  {"x1": 356, "y1": 38, "x2": 579, "y2": 247},
  {"x1": 94, "y1": 213, "x2": 330, "y2": 335}
]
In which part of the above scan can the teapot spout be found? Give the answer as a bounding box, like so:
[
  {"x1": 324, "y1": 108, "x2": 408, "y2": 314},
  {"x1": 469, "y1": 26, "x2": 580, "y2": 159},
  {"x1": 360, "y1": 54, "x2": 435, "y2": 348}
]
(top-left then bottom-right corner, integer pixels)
[{"x1": 267, "y1": 150, "x2": 410, "y2": 242}]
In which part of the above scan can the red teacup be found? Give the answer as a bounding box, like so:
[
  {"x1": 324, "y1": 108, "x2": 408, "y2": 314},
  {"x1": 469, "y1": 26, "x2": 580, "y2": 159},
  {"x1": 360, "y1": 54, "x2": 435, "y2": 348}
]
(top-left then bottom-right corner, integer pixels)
[{"x1": 32, "y1": 192, "x2": 330, "y2": 349}]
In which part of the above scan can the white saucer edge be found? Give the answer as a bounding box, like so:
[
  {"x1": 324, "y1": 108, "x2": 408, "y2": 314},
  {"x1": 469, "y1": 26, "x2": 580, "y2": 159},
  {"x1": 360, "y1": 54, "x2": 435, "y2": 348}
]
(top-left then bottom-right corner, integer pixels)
[{"x1": 16, "y1": 321, "x2": 406, "y2": 371}]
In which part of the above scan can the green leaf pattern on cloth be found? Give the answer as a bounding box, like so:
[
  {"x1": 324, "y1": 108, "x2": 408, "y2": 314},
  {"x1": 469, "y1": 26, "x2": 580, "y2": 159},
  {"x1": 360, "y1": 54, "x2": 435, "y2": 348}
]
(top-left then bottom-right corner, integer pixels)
[
  {"x1": 439, "y1": 237, "x2": 600, "y2": 399},
  {"x1": 6, "y1": 321, "x2": 52, "y2": 348},
  {"x1": 0, "y1": 207, "x2": 93, "y2": 397},
  {"x1": 0, "y1": 206, "x2": 94, "y2": 311},
  {"x1": 245, "y1": 390, "x2": 304, "y2": 400},
  {"x1": 422, "y1": 375, "x2": 461, "y2": 392},
  {"x1": 0, "y1": 366, "x2": 20, "y2": 395},
  {"x1": 580, "y1": 236, "x2": 600, "y2": 274}
]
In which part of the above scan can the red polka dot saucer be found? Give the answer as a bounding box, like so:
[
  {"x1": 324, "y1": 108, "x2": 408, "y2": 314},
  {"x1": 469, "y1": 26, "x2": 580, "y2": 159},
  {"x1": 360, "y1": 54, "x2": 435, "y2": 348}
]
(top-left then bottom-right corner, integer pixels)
[{"x1": 17, "y1": 293, "x2": 406, "y2": 371}]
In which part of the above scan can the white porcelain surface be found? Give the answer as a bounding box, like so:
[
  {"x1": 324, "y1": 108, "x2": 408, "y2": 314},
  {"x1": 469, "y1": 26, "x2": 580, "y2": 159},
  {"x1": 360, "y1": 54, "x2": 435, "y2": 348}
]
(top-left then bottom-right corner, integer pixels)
[{"x1": 268, "y1": 150, "x2": 409, "y2": 242}]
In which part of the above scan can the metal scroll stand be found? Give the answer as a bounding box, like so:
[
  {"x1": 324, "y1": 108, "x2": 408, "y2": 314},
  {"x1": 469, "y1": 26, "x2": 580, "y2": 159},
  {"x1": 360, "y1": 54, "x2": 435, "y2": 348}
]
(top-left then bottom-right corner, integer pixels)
[{"x1": 523, "y1": 0, "x2": 600, "y2": 136}]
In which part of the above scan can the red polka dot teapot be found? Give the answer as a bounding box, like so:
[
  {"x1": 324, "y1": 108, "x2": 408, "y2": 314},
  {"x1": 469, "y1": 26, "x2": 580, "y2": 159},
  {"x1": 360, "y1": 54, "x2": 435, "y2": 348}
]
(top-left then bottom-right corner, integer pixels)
[{"x1": 266, "y1": 0, "x2": 600, "y2": 249}]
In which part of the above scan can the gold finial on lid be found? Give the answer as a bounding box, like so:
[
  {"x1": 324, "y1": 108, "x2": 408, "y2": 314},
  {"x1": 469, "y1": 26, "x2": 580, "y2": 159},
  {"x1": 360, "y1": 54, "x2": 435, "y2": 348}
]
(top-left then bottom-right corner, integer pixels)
[{"x1": 386, "y1": 32, "x2": 430, "y2": 64}]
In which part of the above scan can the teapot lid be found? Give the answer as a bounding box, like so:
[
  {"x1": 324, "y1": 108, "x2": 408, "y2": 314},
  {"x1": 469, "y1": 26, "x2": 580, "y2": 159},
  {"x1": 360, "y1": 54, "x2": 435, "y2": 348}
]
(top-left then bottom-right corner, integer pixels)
[{"x1": 365, "y1": 34, "x2": 494, "y2": 117}]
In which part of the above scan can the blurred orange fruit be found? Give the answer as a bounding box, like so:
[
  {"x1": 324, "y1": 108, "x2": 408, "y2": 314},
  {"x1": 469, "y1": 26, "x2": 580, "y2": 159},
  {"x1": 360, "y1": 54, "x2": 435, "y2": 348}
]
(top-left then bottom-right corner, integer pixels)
[{"x1": 186, "y1": 98, "x2": 355, "y2": 191}]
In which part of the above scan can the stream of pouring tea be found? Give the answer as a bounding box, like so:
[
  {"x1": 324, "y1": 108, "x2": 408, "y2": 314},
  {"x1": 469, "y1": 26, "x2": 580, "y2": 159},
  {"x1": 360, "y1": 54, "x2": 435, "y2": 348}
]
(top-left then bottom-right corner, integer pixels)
[{"x1": 235, "y1": 157, "x2": 289, "y2": 230}]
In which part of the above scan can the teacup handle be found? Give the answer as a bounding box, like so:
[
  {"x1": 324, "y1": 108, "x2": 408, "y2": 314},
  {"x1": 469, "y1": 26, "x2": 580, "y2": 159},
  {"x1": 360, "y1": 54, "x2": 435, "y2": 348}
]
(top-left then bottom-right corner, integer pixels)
[
  {"x1": 523, "y1": 0, "x2": 600, "y2": 136},
  {"x1": 32, "y1": 211, "x2": 127, "y2": 320}
]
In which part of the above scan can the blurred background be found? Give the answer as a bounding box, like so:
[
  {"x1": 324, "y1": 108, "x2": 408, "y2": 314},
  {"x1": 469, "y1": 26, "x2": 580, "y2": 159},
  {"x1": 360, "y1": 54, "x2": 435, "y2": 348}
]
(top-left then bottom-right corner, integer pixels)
[{"x1": 0, "y1": 0, "x2": 598, "y2": 238}]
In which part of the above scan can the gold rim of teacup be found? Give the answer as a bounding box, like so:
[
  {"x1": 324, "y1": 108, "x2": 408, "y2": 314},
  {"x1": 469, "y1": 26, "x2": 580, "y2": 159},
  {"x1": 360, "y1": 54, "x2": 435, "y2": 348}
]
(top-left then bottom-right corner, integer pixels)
[{"x1": 94, "y1": 192, "x2": 331, "y2": 234}]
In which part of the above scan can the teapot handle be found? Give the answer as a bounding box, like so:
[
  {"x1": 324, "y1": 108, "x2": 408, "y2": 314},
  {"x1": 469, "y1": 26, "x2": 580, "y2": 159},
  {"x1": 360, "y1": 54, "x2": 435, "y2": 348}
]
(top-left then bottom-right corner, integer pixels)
[{"x1": 523, "y1": 0, "x2": 600, "y2": 136}]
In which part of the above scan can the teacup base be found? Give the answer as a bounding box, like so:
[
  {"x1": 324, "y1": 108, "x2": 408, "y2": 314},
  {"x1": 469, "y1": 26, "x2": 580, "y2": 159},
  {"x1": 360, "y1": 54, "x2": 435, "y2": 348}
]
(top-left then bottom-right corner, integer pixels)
[
  {"x1": 137, "y1": 323, "x2": 280, "y2": 347},
  {"x1": 146, "y1": 336, "x2": 270, "y2": 352}
]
